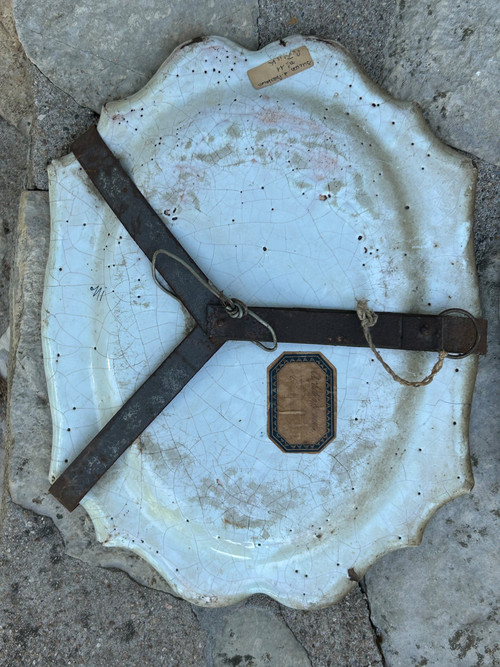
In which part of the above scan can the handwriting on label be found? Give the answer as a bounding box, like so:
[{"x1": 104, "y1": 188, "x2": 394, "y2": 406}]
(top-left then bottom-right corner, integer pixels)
[
  {"x1": 247, "y1": 46, "x2": 314, "y2": 89},
  {"x1": 277, "y1": 363, "x2": 326, "y2": 443}
]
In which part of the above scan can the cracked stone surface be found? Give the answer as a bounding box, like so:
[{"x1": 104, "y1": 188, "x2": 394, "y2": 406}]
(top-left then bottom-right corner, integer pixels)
[
  {"x1": 30, "y1": 67, "x2": 97, "y2": 190},
  {"x1": 13, "y1": 0, "x2": 259, "y2": 113},
  {"x1": 0, "y1": 502, "x2": 207, "y2": 666},
  {"x1": 473, "y1": 162, "x2": 500, "y2": 266},
  {"x1": 280, "y1": 593, "x2": 383, "y2": 666},
  {"x1": 381, "y1": 0, "x2": 500, "y2": 165},
  {"x1": 0, "y1": 114, "x2": 28, "y2": 354},
  {"x1": 209, "y1": 606, "x2": 311, "y2": 666},
  {"x1": 0, "y1": 0, "x2": 33, "y2": 132},
  {"x1": 195, "y1": 593, "x2": 382, "y2": 666},
  {"x1": 258, "y1": 0, "x2": 396, "y2": 83}
]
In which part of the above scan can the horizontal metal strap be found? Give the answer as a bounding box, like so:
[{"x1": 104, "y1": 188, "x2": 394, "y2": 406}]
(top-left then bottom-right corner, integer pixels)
[{"x1": 206, "y1": 306, "x2": 487, "y2": 355}]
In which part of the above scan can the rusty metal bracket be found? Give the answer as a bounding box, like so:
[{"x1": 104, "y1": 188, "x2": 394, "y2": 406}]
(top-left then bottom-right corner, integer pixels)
[
  {"x1": 71, "y1": 126, "x2": 218, "y2": 330},
  {"x1": 49, "y1": 327, "x2": 223, "y2": 511},
  {"x1": 48, "y1": 125, "x2": 488, "y2": 512},
  {"x1": 206, "y1": 305, "x2": 487, "y2": 355}
]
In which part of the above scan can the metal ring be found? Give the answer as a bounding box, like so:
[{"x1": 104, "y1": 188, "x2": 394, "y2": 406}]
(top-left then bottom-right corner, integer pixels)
[{"x1": 438, "y1": 308, "x2": 481, "y2": 359}]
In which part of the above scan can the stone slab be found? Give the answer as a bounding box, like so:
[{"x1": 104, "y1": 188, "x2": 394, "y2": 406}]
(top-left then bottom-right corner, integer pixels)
[
  {"x1": 0, "y1": 327, "x2": 9, "y2": 380},
  {"x1": 364, "y1": 166, "x2": 500, "y2": 666},
  {"x1": 210, "y1": 606, "x2": 311, "y2": 666},
  {"x1": 195, "y1": 593, "x2": 382, "y2": 666},
  {"x1": 258, "y1": 0, "x2": 396, "y2": 83},
  {"x1": 13, "y1": 0, "x2": 259, "y2": 113},
  {"x1": 473, "y1": 162, "x2": 500, "y2": 266},
  {"x1": 280, "y1": 592, "x2": 383, "y2": 666},
  {"x1": 0, "y1": 0, "x2": 33, "y2": 132},
  {"x1": 381, "y1": 0, "x2": 500, "y2": 165},
  {"x1": 0, "y1": 115, "x2": 28, "y2": 341},
  {"x1": 0, "y1": 501, "x2": 207, "y2": 665},
  {"x1": 30, "y1": 67, "x2": 97, "y2": 190}
]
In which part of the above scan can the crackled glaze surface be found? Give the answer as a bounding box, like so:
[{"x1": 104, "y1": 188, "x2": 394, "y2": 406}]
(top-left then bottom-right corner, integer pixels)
[{"x1": 42, "y1": 36, "x2": 480, "y2": 608}]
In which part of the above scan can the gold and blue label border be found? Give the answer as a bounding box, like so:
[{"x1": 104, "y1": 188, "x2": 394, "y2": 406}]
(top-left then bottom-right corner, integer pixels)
[{"x1": 267, "y1": 352, "x2": 337, "y2": 453}]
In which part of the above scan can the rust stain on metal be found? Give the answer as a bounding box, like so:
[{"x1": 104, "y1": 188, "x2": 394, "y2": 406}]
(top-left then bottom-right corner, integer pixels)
[{"x1": 207, "y1": 306, "x2": 487, "y2": 355}]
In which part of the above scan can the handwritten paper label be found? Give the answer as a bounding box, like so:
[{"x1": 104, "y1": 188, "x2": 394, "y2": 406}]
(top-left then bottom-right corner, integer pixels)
[
  {"x1": 247, "y1": 46, "x2": 314, "y2": 89},
  {"x1": 268, "y1": 352, "x2": 336, "y2": 453}
]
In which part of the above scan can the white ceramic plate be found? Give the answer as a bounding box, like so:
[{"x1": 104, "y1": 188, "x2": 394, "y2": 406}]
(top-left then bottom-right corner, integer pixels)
[{"x1": 43, "y1": 36, "x2": 480, "y2": 608}]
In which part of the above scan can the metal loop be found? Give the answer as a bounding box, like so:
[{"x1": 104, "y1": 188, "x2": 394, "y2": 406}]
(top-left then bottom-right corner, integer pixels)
[
  {"x1": 153, "y1": 248, "x2": 278, "y2": 352},
  {"x1": 247, "y1": 308, "x2": 278, "y2": 351},
  {"x1": 151, "y1": 249, "x2": 183, "y2": 304},
  {"x1": 225, "y1": 298, "x2": 247, "y2": 319},
  {"x1": 438, "y1": 308, "x2": 481, "y2": 359}
]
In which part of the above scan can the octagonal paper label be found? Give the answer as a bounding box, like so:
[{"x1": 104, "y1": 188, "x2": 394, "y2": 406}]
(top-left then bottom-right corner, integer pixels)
[{"x1": 268, "y1": 352, "x2": 336, "y2": 453}]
